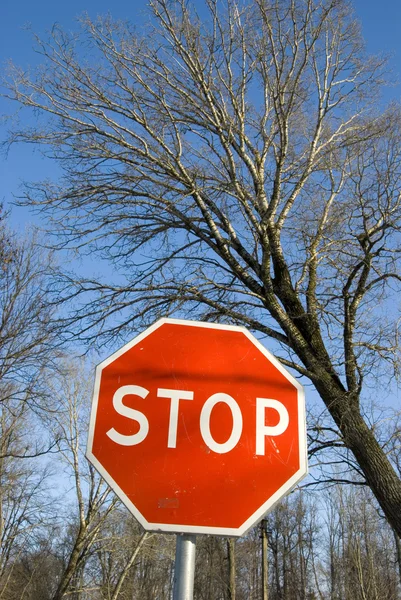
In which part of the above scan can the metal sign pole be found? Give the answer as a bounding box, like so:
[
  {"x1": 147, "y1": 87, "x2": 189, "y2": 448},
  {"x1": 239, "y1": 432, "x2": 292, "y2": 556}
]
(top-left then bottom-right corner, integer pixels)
[{"x1": 173, "y1": 534, "x2": 197, "y2": 600}]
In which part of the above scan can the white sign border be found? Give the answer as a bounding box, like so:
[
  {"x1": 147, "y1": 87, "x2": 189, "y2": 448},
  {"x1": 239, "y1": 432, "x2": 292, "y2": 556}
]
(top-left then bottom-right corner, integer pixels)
[{"x1": 86, "y1": 318, "x2": 308, "y2": 537}]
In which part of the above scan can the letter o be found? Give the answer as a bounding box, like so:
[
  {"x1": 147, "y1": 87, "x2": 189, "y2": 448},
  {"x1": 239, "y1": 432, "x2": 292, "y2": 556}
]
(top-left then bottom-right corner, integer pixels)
[{"x1": 200, "y1": 393, "x2": 243, "y2": 454}]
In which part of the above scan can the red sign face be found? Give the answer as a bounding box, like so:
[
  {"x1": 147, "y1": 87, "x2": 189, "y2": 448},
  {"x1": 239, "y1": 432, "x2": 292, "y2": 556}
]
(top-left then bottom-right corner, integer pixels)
[{"x1": 87, "y1": 319, "x2": 307, "y2": 536}]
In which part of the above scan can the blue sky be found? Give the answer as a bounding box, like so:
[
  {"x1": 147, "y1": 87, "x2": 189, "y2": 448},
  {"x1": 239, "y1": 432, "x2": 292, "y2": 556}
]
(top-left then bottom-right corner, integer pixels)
[
  {"x1": 1, "y1": 0, "x2": 401, "y2": 228},
  {"x1": 1, "y1": 0, "x2": 400, "y2": 429}
]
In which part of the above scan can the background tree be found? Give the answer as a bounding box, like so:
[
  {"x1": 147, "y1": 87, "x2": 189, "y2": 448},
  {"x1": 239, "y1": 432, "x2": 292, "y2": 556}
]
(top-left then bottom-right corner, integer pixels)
[
  {"x1": 0, "y1": 206, "x2": 58, "y2": 423},
  {"x1": 4, "y1": 0, "x2": 401, "y2": 537},
  {"x1": 0, "y1": 385, "x2": 55, "y2": 599},
  {"x1": 45, "y1": 361, "x2": 117, "y2": 600}
]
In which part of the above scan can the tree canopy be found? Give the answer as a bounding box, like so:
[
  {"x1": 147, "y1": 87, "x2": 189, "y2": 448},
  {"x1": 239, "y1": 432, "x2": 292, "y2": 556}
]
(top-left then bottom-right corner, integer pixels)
[{"x1": 4, "y1": 0, "x2": 401, "y2": 536}]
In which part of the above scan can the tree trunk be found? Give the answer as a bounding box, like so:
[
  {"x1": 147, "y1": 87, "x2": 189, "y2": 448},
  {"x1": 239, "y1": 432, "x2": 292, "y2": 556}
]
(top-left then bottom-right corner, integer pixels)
[
  {"x1": 312, "y1": 371, "x2": 401, "y2": 539},
  {"x1": 227, "y1": 538, "x2": 236, "y2": 600},
  {"x1": 337, "y1": 407, "x2": 401, "y2": 539},
  {"x1": 111, "y1": 532, "x2": 148, "y2": 600},
  {"x1": 52, "y1": 528, "x2": 87, "y2": 600},
  {"x1": 394, "y1": 529, "x2": 401, "y2": 589},
  {"x1": 261, "y1": 521, "x2": 269, "y2": 600}
]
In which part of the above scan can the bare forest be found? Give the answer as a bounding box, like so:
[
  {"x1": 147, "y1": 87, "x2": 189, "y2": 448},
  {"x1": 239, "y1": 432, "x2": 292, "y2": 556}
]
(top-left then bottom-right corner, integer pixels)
[
  {"x1": 1, "y1": 0, "x2": 401, "y2": 597},
  {"x1": 0, "y1": 335, "x2": 400, "y2": 599}
]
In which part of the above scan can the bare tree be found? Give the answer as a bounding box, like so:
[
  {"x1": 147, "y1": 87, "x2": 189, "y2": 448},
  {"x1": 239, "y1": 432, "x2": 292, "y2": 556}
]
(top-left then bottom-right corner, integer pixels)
[
  {"x1": 322, "y1": 484, "x2": 400, "y2": 600},
  {"x1": 45, "y1": 361, "x2": 117, "y2": 600},
  {"x1": 0, "y1": 388, "x2": 55, "y2": 599},
  {"x1": 0, "y1": 207, "x2": 59, "y2": 422},
  {"x1": 4, "y1": 0, "x2": 401, "y2": 536},
  {"x1": 194, "y1": 536, "x2": 231, "y2": 600}
]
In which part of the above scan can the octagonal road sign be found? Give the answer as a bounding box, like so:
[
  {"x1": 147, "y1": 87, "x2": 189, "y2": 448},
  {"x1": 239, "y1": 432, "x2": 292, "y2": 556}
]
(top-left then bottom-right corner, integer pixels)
[{"x1": 86, "y1": 318, "x2": 307, "y2": 536}]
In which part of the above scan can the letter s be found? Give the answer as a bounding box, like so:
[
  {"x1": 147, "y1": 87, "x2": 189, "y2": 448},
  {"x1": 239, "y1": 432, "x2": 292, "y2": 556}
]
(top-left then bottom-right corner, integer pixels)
[{"x1": 106, "y1": 385, "x2": 149, "y2": 446}]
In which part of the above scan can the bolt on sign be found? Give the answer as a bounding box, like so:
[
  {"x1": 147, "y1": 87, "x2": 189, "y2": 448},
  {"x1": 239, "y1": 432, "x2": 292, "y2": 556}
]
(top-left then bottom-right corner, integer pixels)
[{"x1": 86, "y1": 319, "x2": 307, "y2": 536}]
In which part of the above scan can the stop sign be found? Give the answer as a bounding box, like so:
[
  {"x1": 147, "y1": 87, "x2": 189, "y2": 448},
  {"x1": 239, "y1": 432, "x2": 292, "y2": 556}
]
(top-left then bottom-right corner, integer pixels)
[{"x1": 87, "y1": 319, "x2": 307, "y2": 536}]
